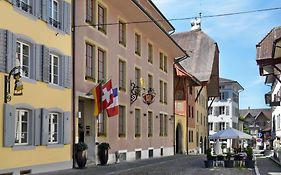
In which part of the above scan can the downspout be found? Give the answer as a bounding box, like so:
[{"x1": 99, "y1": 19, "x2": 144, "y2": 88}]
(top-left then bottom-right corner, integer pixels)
[{"x1": 72, "y1": 0, "x2": 76, "y2": 168}]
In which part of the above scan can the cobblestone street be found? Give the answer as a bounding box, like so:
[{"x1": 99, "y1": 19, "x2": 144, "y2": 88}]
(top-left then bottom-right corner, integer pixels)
[{"x1": 36, "y1": 155, "x2": 254, "y2": 175}]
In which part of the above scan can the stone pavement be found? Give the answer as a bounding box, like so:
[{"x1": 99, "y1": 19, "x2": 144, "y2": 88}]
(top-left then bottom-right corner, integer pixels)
[
  {"x1": 35, "y1": 155, "x2": 254, "y2": 175},
  {"x1": 256, "y1": 156, "x2": 281, "y2": 175}
]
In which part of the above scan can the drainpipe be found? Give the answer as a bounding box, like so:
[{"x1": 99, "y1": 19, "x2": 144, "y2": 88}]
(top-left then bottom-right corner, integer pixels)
[{"x1": 72, "y1": 0, "x2": 76, "y2": 168}]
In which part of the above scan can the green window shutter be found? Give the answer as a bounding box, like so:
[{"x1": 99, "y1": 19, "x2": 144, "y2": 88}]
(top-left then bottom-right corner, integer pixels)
[
  {"x1": 6, "y1": 30, "x2": 16, "y2": 73},
  {"x1": 0, "y1": 29, "x2": 7, "y2": 72},
  {"x1": 35, "y1": 44, "x2": 42, "y2": 81},
  {"x1": 63, "y1": 112, "x2": 71, "y2": 144},
  {"x1": 34, "y1": 109, "x2": 42, "y2": 146},
  {"x1": 3, "y1": 103, "x2": 16, "y2": 147},
  {"x1": 41, "y1": 108, "x2": 49, "y2": 145},
  {"x1": 63, "y1": 1, "x2": 71, "y2": 34},
  {"x1": 42, "y1": 46, "x2": 50, "y2": 83}
]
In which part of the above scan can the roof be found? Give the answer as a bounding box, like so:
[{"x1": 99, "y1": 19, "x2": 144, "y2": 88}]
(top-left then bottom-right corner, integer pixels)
[
  {"x1": 172, "y1": 29, "x2": 220, "y2": 97},
  {"x1": 240, "y1": 108, "x2": 272, "y2": 120},
  {"x1": 172, "y1": 29, "x2": 218, "y2": 82},
  {"x1": 220, "y1": 77, "x2": 244, "y2": 91}
]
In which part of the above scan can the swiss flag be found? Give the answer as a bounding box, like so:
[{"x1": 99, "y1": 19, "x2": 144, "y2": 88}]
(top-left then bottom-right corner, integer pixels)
[{"x1": 102, "y1": 79, "x2": 113, "y2": 109}]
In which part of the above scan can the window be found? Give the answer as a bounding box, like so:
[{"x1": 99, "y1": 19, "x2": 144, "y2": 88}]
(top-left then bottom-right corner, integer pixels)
[
  {"x1": 159, "y1": 80, "x2": 167, "y2": 104},
  {"x1": 49, "y1": 113, "x2": 59, "y2": 144},
  {"x1": 98, "y1": 48, "x2": 106, "y2": 82},
  {"x1": 148, "y1": 43, "x2": 153, "y2": 63},
  {"x1": 164, "y1": 114, "x2": 168, "y2": 136},
  {"x1": 85, "y1": 43, "x2": 95, "y2": 80},
  {"x1": 16, "y1": 41, "x2": 30, "y2": 77},
  {"x1": 159, "y1": 52, "x2": 167, "y2": 72},
  {"x1": 119, "y1": 60, "x2": 126, "y2": 90},
  {"x1": 226, "y1": 106, "x2": 229, "y2": 115},
  {"x1": 188, "y1": 105, "x2": 191, "y2": 118},
  {"x1": 16, "y1": 0, "x2": 32, "y2": 13},
  {"x1": 135, "y1": 67, "x2": 141, "y2": 88},
  {"x1": 219, "y1": 106, "x2": 225, "y2": 115},
  {"x1": 192, "y1": 107, "x2": 194, "y2": 118},
  {"x1": 148, "y1": 111, "x2": 153, "y2": 137},
  {"x1": 135, "y1": 33, "x2": 141, "y2": 56},
  {"x1": 119, "y1": 105, "x2": 126, "y2": 137},
  {"x1": 196, "y1": 110, "x2": 199, "y2": 123},
  {"x1": 98, "y1": 112, "x2": 106, "y2": 136},
  {"x1": 189, "y1": 130, "x2": 193, "y2": 142},
  {"x1": 159, "y1": 113, "x2": 167, "y2": 136},
  {"x1": 119, "y1": 21, "x2": 126, "y2": 46},
  {"x1": 49, "y1": 54, "x2": 59, "y2": 85},
  {"x1": 160, "y1": 113, "x2": 163, "y2": 136},
  {"x1": 135, "y1": 108, "x2": 141, "y2": 137},
  {"x1": 208, "y1": 107, "x2": 213, "y2": 115},
  {"x1": 164, "y1": 55, "x2": 167, "y2": 72},
  {"x1": 98, "y1": 4, "x2": 106, "y2": 33},
  {"x1": 189, "y1": 86, "x2": 192, "y2": 95},
  {"x1": 159, "y1": 52, "x2": 163, "y2": 70},
  {"x1": 15, "y1": 109, "x2": 29, "y2": 145},
  {"x1": 209, "y1": 123, "x2": 213, "y2": 131},
  {"x1": 200, "y1": 113, "x2": 203, "y2": 125},
  {"x1": 86, "y1": 0, "x2": 94, "y2": 23},
  {"x1": 219, "y1": 122, "x2": 225, "y2": 130},
  {"x1": 148, "y1": 74, "x2": 153, "y2": 89},
  {"x1": 49, "y1": 0, "x2": 60, "y2": 28}
]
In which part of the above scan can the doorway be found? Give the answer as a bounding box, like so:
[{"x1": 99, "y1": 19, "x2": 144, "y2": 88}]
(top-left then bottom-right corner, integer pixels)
[{"x1": 176, "y1": 123, "x2": 183, "y2": 154}]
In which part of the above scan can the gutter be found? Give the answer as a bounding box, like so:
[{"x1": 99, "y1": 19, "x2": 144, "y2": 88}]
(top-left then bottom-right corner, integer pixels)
[{"x1": 72, "y1": 0, "x2": 76, "y2": 168}]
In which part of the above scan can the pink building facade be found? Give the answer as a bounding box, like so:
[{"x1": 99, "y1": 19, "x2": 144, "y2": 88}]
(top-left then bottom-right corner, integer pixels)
[{"x1": 74, "y1": 0, "x2": 186, "y2": 164}]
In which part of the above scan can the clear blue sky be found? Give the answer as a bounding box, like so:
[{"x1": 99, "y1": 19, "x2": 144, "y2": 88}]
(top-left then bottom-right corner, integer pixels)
[{"x1": 152, "y1": 0, "x2": 281, "y2": 109}]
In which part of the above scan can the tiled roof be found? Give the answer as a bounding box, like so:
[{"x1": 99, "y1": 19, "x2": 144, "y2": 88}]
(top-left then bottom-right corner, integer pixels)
[{"x1": 240, "y1": 108, "x2": 272, "y2": 120}]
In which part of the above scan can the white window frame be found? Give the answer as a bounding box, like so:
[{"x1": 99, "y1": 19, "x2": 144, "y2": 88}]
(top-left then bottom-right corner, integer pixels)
[
  {"x1": 49, "y1": 113, "x2": 59, "y2": 144},
  {"x1": 16, "y1": 41, "x2": 30, "y2": 78},
  {"x1": 49, "y1": 0, "x2": 59, "y2": 28},
  {"x1": 49, "y1": 54, "x2": 59, "y2": 85},
  {"x1": 15, "y1": 109, "x2": 29, "y2": 145}
]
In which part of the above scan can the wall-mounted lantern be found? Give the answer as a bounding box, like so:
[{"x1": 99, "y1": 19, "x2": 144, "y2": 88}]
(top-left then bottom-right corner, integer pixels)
[{"x1": 4, "y1": 66, "x2": 24, "y2": 103}]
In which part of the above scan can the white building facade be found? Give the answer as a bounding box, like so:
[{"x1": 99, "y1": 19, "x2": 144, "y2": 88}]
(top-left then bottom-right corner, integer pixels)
[{"x1": 208, "y1": 78, "x2": 244, "y2": 148}]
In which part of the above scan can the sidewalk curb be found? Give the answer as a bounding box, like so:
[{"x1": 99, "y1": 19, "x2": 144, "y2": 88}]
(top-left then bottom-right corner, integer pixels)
[{"x1": 254, "y1": 163, "x2": 260, "y2": 175}]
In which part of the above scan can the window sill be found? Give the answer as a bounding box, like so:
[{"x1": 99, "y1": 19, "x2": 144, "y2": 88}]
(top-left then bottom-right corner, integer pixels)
[
  {"x1": 47, "y1": 144, "x2": 64, "y2": 148},
  {"x1": 12, "y1": 145, "x2": 35, "y2": 151},
  {"x1": 135, "y1": 134, "x2": 141, "y2": 138},
  {"x1": 119, "y1": 42, "x2": 126, "y2": 48},
  {"x1": 85, "y1": 76, "x2": 95, "y2": 82},
  {"x1": 47, "y1": 83, "x2": 65, "y2": 90},
  {"x1": 119, "y1": 134, "x2": 126, "y2": 138}
]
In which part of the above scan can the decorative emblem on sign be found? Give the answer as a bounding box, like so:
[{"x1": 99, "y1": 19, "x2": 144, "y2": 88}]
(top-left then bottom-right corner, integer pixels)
[{"x1": 130, "y1": 79, "x2": 156, "y2": 106}]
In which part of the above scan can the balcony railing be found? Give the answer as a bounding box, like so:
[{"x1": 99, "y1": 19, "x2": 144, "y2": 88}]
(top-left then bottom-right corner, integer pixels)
[{"x1": 16, "y1": 0, "x2": 32, "y2": 13}]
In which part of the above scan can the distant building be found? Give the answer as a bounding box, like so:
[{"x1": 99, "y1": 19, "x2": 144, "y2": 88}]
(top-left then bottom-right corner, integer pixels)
[
  {"x1": 208, "y1": 78, "x2": 243, "y2": 149},
  {"x1": 240, "y1": 108, "x2": 271, "y2": 149},
  {"x1": 173, "y1": 29, "x2": 220, "y2": 154}
]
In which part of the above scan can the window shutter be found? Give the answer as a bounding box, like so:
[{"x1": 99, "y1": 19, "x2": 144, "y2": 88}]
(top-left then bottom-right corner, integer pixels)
[
  {"x1": 213, "y1": 107, "x2": 219, "y2": 116},
  {"x1": 3, "y1": 103, "x2": 16, "y2": 147},
  {"x1": 34, "y1": 109, "x2": 41, "y2": 146},
  {"x1": 63, "y1": 112, "x2": 71, "y2": 144},
  {"x1": 28, "y1": 109, "x2": 35, "y2": 145},
  {"x1": 41, "y1": 108, "x2": 49, "y2": 145},
  {"x1": 6, "y1": 31, "x2": 16, "y2": 73},
  {"x1": 59, "y1": 56, "x2": 64, "y2": 87},
  {"x1": 42, "y1": 46, "x2": 49, "y2": 83},
  {"x1": 33, "y1": 0, "x2": 41, "y2": 18},
  {"x1": 64, "y1": 56, "x2": 72, "y2": 88},
  {"x1": 0, "y1": 30, "x2": 7, "y2": 72},
  {"x1": 63, "y1": 1, "x2": 71, "y2": 34},
  {"x1": 29, "y1": 44, "x2": 36, "y2": 80},
  {"x1": 35, "y1": 44, "x2": 42, "y2": 81},
  {"x1": 58, "y1": 113, "x2": 64, "y2": 144},
  {"x1": 59, "y1": 0, "x2": 64, "y2": 31},
  {"x1": 226, "y1": 122, "x2": 229, "y2": 129},
  {"x1": 226, "y1": 106, "x2": 229, "y2": 115},
  {"x1": 41, "y1": 0, "x2": 49, "y2": 22}
]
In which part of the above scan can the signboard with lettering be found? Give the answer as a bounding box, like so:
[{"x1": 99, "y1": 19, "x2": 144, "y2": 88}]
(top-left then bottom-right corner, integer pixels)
[{"x1": 175, "y1": 100, "x2": 186, "y2": 116}]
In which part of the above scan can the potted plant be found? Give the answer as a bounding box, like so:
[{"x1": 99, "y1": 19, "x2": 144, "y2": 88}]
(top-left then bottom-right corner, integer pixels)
[
  {"x1": 224, "y1": 148, "x2": 234, "y2": 168},
  {"x1": 204, "y1": 148, "x2": 215, "y2": 168},
  {"x1": 75, "y1": 142, "x2": 88, "y2": 169},
  {"x1": 245, "y1": 146, "x2": 255, "y2": 168},
  {"x1": 98, "y1": 142, "x2": 111, "y2": 165}
]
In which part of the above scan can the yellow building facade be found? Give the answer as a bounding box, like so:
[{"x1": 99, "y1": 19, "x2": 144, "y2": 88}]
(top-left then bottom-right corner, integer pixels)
[
  {"x1": 194, "y1": 86, "x2": 208, "y2": 154},
  {"x1": 0, "y1": 0, "x2": 72, "y2": 174}
]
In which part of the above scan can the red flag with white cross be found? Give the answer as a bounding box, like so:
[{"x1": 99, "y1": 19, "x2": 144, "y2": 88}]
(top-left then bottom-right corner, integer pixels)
[{"x1": 102, "y1": 79, "x2": 113, "y2": 110}]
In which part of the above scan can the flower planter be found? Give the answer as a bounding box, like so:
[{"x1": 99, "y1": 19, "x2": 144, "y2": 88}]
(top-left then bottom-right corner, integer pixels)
[
  {"x1": 98, "y1": 142, "x2": 110, "y2": 165},
  {"x1": 224, "y1": 160, "x2": 234, "y2": 168},
  {"x1": 204, "y1": 160, "x2": 214, "y2": 168},
  {"x1": 75, "y1": 150, "x2": 87, "y2": 169}
]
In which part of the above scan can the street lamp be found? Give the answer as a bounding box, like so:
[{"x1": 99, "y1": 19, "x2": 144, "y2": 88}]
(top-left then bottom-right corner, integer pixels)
[{"x1": 4, "y1": 66, "x2": 24, "y2": 103}]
